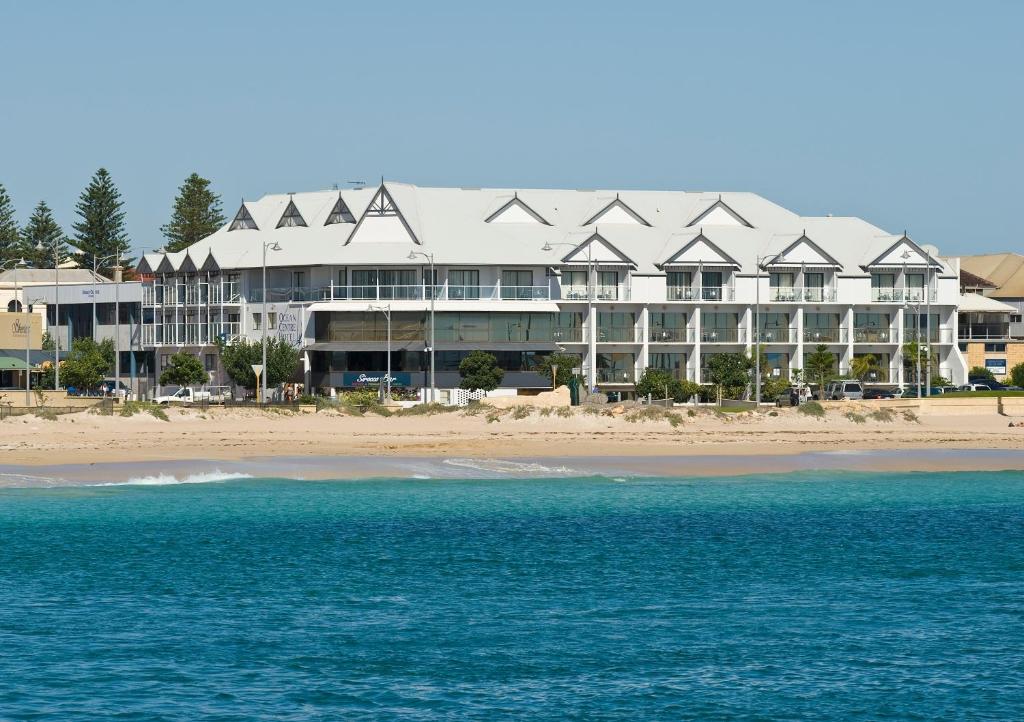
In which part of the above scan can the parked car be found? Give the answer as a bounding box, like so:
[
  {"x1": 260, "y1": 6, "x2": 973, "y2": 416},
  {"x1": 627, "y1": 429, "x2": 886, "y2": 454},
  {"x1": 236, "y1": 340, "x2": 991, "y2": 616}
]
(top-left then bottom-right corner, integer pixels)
[
  {"x1": 959, "y1": 383, "x2": 991, "y2": 392},
  {"x1": 862, "y1": 388, "x2": 896, "y2": 400},
  {"x1": 968, "y1": 378, "x2": 1020, "y2": 391},
  {"x1": 154, "y1": 386, "x2": 230, "y2": 405},
  {"x1": 827, "y1": 381, "x2": 864, "y2": 400}
]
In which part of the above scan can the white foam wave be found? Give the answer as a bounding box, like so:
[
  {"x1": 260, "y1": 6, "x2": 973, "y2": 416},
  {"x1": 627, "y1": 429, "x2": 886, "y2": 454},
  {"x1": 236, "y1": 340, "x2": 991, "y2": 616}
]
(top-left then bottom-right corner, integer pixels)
[
  {"x1": 442, "y1": 458, "x2": 577, "y2": 476},
  {"x1": 98, "y1": 471, "x2": 253, "y2": 486}
]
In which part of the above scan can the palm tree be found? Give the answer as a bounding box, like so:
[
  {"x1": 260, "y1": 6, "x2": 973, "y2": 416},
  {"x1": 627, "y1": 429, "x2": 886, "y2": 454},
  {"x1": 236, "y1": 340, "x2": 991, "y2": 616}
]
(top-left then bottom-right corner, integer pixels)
[{"x1": 851, "y1": 354, "x2": 880, "y2": 382}]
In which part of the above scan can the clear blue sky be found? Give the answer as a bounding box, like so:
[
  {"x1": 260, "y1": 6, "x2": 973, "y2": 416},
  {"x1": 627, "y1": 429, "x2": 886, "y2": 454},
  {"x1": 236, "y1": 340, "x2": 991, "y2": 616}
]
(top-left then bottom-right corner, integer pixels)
[{"x1": 1, "y1": 0, "x2": 1020, "y2": 258}]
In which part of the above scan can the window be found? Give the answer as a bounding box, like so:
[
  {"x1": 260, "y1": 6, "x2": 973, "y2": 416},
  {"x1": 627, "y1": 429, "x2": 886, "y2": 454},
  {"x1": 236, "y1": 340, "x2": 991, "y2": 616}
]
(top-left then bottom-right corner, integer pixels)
[
  {"x1": 449, "y1": 270, "x2": 480, "y2": 300},
  {"x1": 596, "y1": 271, "x2": 618, "y2": 300},
  {"x1": 228, "y1": 203, "x2": 259, "y2": 231},
  {"x1": 804, "y1": 272, "x2": 824, "y2": 289},
  {"x1": 204, "y1": 354, "x2": 217, "y2": 371},
  {"x1": 252, "y1": 313, "x2": 262, "y2": 331},
  {"x1": 984, "y1": 343, "x2": 1007, "y2": 353},
  {"x1": 325, "y1": 196, "x2": 355, "y2": 225},
  {"x1": 292, "y1": 271, "x2": 305, "y2": 288},
  {"x1": 757, "y1": 313, "x2": 789, "y2": 342},
  {"x1": 160, "y1": 354, "x2": 172, "y2": 370},
  {"x1": 649, "y1": 352, "x2": 685, "y2": 379},
  {"x1": 276, "y1": 199, "x2": 307, "y2": 228},
  {"x1": 7, "y1": 299, "x2": 21, "y2": 312},
  {"x1": 501, "y1": 270, "x2": 534, "y2": 300},
  {"x1": 1012, "y1": 315, "x2": 1023, "y2": 323}
]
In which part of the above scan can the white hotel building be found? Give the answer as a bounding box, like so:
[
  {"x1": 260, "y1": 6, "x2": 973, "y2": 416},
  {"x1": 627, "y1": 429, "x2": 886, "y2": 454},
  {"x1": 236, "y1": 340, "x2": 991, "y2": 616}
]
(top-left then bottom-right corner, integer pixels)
[{"x1": 134, "y1": 182, "x2": 967, "y2": 396}]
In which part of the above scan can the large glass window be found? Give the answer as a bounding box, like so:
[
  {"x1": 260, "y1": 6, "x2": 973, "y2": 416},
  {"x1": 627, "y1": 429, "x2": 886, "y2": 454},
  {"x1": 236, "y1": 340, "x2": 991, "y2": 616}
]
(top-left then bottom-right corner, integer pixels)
[
  {"x1": 701, "y1": 312, "x2": 739, "y2": 342},
  {"x1": 804, "y1": 312, "x2": 842, "y2": 342},
  {"x1": 666, "y1": 270, "x2": 695, "y2": 300},
  {"x1": 701, "y1": 270, "x2": 723, "y2": 300},
  {"x1": 501, "y1": 270, "x2": 534, "y2": 299},
  {"x1": 276, "y1": 200, "x2": 307, "y2": 228},
  {"x1": 595, "y1": 270, "x2": 618, "y2": 300},
  {"x1": 649, "y1": 352, "x2": 685, "y2": 380},
  {"x1": 757, "y1": 312, "x2": 790, "y2": 343},
  {"x1": 649, "y1": 312, "x2": 687, "y2": 342},
  {"x1": 597, "y1": 311, "x2": 636, "y2": 343},
  {"x1": 448, "y1": 269, "x2": 480, "y2": 300}
]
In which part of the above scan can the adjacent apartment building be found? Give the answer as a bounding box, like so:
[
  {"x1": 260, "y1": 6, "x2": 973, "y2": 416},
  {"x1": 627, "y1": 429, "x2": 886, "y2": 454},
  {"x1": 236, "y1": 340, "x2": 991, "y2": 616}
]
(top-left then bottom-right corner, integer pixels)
[
  {"x1": 957, "y1": 253, "x2": 1024, "y2": 380},
  {"x1": 112, "y1": 182, "x2": 966, "y2": 397}
]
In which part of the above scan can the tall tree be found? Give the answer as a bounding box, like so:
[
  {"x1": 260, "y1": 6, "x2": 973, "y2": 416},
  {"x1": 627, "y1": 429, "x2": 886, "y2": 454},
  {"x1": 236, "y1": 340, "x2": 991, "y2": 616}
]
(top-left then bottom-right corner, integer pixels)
[
  {"x1": 161, "y1": 173, "x2": 226, "y2": 252},
  {"x1": 20, "y1": 201, "x2": 69, "y2": 269},
  {"x1": 72, "y1": 168, "x2": 133, "y2": 275},
  {"x1": 0, "y1": 183, "x2": 20, "y2": 265}
]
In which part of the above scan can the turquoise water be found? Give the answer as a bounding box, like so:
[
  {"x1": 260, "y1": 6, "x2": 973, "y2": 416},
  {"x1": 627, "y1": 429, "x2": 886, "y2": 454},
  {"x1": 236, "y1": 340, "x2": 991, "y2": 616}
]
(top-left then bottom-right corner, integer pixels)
[{"x1": 1, "y1": 472, "x2": 1023, "y2": 720}]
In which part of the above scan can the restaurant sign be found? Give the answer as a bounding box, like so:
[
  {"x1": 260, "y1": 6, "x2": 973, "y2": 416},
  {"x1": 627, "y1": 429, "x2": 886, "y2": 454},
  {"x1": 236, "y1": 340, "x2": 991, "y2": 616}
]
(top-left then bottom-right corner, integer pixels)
[
  {"x1": 0, "y1": 312, "x2": 42, "y2": 349},
  {"x1": 342, "y1": 372, "x2": 413, "y2": 387}
]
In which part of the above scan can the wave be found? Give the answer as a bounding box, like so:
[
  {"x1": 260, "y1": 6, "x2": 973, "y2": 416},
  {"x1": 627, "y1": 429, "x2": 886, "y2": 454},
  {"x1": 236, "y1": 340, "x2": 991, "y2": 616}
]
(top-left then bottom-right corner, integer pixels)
[
  {"x1": 97, "y1": 471, "x2": 253, "y2": 487},
  {"x1": 441, "y1": 458, "x2": 578, "y2": 477}
]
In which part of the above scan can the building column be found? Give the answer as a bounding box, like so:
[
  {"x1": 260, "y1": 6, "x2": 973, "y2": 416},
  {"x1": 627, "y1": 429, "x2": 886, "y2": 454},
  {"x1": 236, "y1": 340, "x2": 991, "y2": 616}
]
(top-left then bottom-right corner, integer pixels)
[
  {"x1": 693, "y1": 306, "x2": 702, "y2": 384},
  {"x1": 795, "y1": 307, "x2": 804, "y2": 381},
  {"x1": 639, "y1": 305, "x2": 650, "y2": 371},
  {"x1": 845, "y1": 306, "x2": 855, "y2": 375}
]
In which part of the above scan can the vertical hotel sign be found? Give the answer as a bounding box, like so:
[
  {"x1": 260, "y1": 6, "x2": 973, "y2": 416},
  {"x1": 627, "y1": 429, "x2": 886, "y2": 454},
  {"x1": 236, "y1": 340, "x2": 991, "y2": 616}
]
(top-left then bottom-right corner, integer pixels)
[{"x1": 0, "y1": 312, "x2": 42, "y2": 349}]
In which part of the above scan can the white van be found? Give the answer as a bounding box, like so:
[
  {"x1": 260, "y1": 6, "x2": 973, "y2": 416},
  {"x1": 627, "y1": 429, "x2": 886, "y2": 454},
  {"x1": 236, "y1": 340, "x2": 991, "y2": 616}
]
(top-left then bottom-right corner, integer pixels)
[{"x1": 828, "y1": 381, "x2": 864, "y2": 400}]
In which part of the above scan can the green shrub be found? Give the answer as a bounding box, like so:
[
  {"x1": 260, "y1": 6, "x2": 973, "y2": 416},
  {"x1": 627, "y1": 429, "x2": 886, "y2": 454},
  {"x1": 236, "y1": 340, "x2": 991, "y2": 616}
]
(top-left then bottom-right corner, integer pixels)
[
  {"x1": 512, "y1": 405, "x2": 532, "y2": 420},
  {"x1": 797, "y1": 401, "x2": 825, "y2": 418},
  {"x1": 486, "y1": 412, "x2": 502, "y2": 423},
  {"x1": 902, "y1": 410, "x2": 920, "y2": 423},
  {"x1": 582, "y1": 406, "x2": 603, "y2": 416},
  {"x1": 297, "y1": 394, "x2": 316, "y2": 404},
  {"x1": 687, "y1": 409, "x2": 697, "y2": 417},
  {"x1": 394, "y1": 402, "x2": 460, "y2": 417},
  {"x1": 538, "y1": 407, "x2": 553, "y2": 417},
  {"x1": 462, "y1": 402, "x2": 486, "y2": 416},
  {"x1": 555, "y1": 406, "x2": 573, "y2": 418},
  {"x1": 869, "y1": 408, "x2": 895, "y2": 423},
  {"x1": 845, "y1": 411, "x2": 867, "y2": 424},
  {"x1": 33, "y1": 407, "x2": 58, "y2": 421}
]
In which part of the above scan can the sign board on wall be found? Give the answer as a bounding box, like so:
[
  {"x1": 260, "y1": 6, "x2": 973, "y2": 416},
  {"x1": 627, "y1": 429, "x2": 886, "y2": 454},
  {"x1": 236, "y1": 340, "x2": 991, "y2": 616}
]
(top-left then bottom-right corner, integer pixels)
[
  {"x1": 0, "y1": 312, "x2": 42, "y2": 349},
  {"x1": 985, "y1": 358, "x2": 1007, "y2": 375},
  {"x1": 342, "y1": 372, "x2": 413, "y2": 387}
]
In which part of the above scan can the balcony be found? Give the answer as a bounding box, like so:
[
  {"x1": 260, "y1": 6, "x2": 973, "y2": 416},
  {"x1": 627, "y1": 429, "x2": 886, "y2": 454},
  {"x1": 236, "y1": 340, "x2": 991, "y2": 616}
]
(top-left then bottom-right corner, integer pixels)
[
  {"x1": 649, "y1": 327, "x2": 693, "y2": 343},
  {"x1": 871, "y1": 288, "x2": 938, "y2": 303},
  {"x1": 553, "y1": 327, "x2": 585, "y2": 343},
  {"x1": 312, "y1": 283, "x2": 553, "y2": 302},
  {"x1": 905, "y1": 327, "x2": 954, "y2": 344},
  {"x1": 700, "y1": 328, "x2": 744, "y2": 343},
  {"x1": 596, "y1": 368, "x2": 636, "y2": 384},
  {"x1": 803, "y1": 327, "x2": 847, "y2": 343},
  {"x1": 559, "y1": 285, "x2": 627, "y2": 301},
  {"x1": 753, "y1": 328, "x2": 798, "y2": 344},
  {"x1": 853, "y1": 328, "x2": 893, "y2": 343},
  {"x1": 768, "y1": 286, "x2": 838, "y2": 303},
  {"x1": 667, "y1": 286, "x2": 735, "y2": 302},
  {"x1": 597, "y1": 327, "x2": 641, "y2": 343},
  {"x1": 958, "y1": 326, "x2": 1009, "y2": 341}
]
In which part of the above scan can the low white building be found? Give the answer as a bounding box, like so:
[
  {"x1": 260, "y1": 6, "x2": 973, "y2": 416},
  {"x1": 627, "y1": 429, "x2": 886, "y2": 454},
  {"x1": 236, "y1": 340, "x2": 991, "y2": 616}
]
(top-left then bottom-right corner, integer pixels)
[{"x1": 121, "y1": 182, "x2": 967, "y2": 396}]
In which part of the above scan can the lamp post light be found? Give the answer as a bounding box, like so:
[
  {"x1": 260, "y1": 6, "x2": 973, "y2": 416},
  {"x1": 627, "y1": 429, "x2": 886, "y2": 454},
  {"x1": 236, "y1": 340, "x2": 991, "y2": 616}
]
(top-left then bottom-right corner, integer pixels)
[
  {"x1": 754, "y1": 252, "x2": 785, "y2": 405},
  {"x1": 35, "y1": 240, "x2": 74, "y2": 391},
  {"x1": 905, "y1": 298, "x2": 923, "y2": 399},
  {"x1": 2, "y1": 259, "x2": 29, "y2": 403},
  {"x1": 261, "y1": 241, "x2": 282, "y2": 403},
  {"x1": 408, "y1": 249, "x2": 436, "y2": 403},
  {"x1": 368, "y1": 304, "x2": 392, "y2": 401},
  {"x1": 92, "y1": 252, "x2": 122, "y2": 397},
  {"x1": 542, "y1": 241, "x2": 595, "y2": 389}
]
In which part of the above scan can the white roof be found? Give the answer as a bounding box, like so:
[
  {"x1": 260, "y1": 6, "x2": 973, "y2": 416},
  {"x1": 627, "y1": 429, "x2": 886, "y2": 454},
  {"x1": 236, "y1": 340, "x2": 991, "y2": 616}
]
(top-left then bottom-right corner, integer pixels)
[
  {"x1": 957, "y1": 293, "x2": 1017, "y2": 313},
  {"x1": 139, "y1": 182, "x2": 956, "y2": 277}
]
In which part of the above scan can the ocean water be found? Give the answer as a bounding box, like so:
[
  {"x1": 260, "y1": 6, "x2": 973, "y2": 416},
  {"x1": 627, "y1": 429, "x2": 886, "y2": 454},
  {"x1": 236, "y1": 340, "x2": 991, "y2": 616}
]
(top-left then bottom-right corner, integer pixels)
[{"x1": 1, "y1": 471, "x2": 1023, "y2": 721}]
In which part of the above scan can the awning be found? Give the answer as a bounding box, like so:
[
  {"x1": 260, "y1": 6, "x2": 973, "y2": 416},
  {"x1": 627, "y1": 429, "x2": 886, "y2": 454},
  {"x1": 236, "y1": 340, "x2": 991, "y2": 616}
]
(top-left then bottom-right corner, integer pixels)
[
  {"x1": 0, "y1": 356, "x2": 34, "y2": 371},
  {"x1": 958, "y1": 293, "x2": 1016, "y2": 313},
  {"x1": 308, "y1": 300, "x2": 561, "y2": 313}
]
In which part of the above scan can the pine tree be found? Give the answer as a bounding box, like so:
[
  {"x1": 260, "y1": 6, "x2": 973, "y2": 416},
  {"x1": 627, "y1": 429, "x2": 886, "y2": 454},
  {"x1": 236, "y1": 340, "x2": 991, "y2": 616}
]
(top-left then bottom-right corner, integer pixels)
[
  {"x1": 0, "y1": 183, "x2": 20, "y2": 265},
  {"x1": 161, "y1": 173, "x2": 226, "y2": 252},
  {"x1": 72, "y1": 168, "x2": 133, "y2": 276},
  {"x1": 20, "y1": 201, "x2": 69, "y2": 269}
]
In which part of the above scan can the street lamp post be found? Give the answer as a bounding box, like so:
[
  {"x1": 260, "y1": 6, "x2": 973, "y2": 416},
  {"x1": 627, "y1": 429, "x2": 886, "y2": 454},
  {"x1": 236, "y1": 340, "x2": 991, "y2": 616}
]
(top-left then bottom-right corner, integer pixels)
[
  {"x1": 2, "y1": 259, "x2": 29, "y2": 403},
  {"x1": 408, "y1": 250, "x2": 435, "y2": 403},
  {"x1": 35, "y1": 240, "x2": 69, "y2": 390},
  {"x1": 754, "y1": 253, "x2": 785, "y2": 405},
  {"x1": 542, "y1": 241, "x2": 595, "y2": 389},
  {"x1": 93, "y1": 252, "x2": 122, "y2": 397},
  {"x1": 261, "y1": 241, "x2": 282, "y2": 403},
  {"x1": 905, "y1": 298, "x2": 922, "y2": 399},
  {"x1": 368, "y1": 304, "x2": 392, "y2": 401}
]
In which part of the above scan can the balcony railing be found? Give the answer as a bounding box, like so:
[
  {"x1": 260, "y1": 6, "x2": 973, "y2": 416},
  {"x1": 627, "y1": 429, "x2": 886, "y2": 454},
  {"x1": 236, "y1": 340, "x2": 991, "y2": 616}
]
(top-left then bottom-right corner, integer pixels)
[
  {"x1": 597, "y1": 327, "x2": 641, "y2": 343},
  {"x1": 596, "y1": 368, "x2": 636, "y2": 384},
  {"x1": 700, "y1": 328, "x2": 744, "y2": 343},
  {"x1": 871, "y1": 288, "x2": 938, "y2": 303},
  {"x1": 958, "y1": 327, "x2": 1009, "y2": 340},
  {"x1": 553, "y1": 327, "x2": 585, "y2": 343},
  {"x1": 853, "y1": 328, "x2": 893, "y2": 343},
  {"x1": 649, "y1": 328, "x2": 693, "y2": 343},
  {"x1": 559, "y1": 285, "x2": 628, "y2": 301},
  {"x1": 803, "y1": 327, "x2": 848, "y2": 343},
  {"x1": 667, "y1": 286, "x2": 735, "y2": 302},
  {"x1": 769, "y1": 287, "x2": 838, "y2": 302},
  {"x1": 312, "y1": 283, "x2": 553, "y2": 302},
  {"x1": 905, "y1": 327, "x2": 955, "y2": 344},
  {"x1": 753, "y1": 328, "x2": 798, "y2": 344}
]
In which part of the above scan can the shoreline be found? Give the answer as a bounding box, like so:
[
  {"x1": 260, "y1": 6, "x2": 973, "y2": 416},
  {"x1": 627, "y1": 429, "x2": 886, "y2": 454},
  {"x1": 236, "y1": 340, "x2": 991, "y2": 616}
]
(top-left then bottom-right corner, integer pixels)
[{"x1": 2, "y1": 404, "x2": 1023, "y2": 486}]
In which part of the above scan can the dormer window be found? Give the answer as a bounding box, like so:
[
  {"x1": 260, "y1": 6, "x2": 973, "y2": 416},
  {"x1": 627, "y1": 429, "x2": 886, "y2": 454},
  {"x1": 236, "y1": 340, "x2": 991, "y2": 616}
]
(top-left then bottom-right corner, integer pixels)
[
  {"x1": 228, "y1": 203, "x2": 258, "y2": 231},
  {"x1": 325, "y1": 195, "x2": 355, "y2": 225},
  {"x1": 276, "y1": 199, "x2": 307, "y2": 228}
]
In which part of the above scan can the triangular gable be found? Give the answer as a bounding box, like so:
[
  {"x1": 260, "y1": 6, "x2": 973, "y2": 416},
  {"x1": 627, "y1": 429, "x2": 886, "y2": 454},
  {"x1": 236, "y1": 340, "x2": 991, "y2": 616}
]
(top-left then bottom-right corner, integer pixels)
[
  {"x1": 346, "y1": 184, "x2": 420, "y2": 245},
  {"x1": 662, "y1": 234, "x2": 741, "y2": 267},
  {"x1": 485, "y1": 193, "x2": 550, "y2": 225},
  {"x1": 324, "y1": 194, "x2": 355, "y2": 225},
  {"x1": 686, "y1": 199, "x2": 752, "y2": 228},
  {"x1": 228, "y1": 202, "x2": 259, "y2": 231},
  {"x1": 155, "y1": 255, "x2": 175, "y2": 274},
  {"x1": 866, "y1": 235, "x2": 942, "y2": 268},
  {"x1": 200, "y1": 251, "x2": 220, "y2": 273},
  {"x1": 583, "y1": 195, "x2": 650, "y2": 226},
  {"x1": 179, "y1": 253, "x2": 198, "y2": 273},
  {"x1": 136, "y1": 255, "x2": 155, "y2": 274},
  {"x1": 560, "y1": 233, "x2": 635, "y2": 266},
  {"x1": 276, "y1": 198, "x2": 307, "y2": 228},
  {"x1": 767, "y1": 235, "x2": 842, "y2": 268}
]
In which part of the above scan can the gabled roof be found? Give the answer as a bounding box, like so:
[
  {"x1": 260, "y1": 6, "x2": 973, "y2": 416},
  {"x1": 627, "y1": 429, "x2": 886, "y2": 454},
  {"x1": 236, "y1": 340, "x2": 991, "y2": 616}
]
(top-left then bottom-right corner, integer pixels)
[
  {"x1": 959, "y1": 253, "x2": 1024, "y2": 298},
  {"x1": 136, "y1": 254, "x2": 159, "y2": 274},
  {"x1": 228, "y1": 202, "x2": 259, "y2": 231},
  {"x1": 865, "y1": 234, "x2": 943, "y2": 269},
  {"x1": 686, "y1": 198, "x2": 752, "y2": 228},
  {"x1": 199, "y1": 250, "x2": 220, "y2": 273},
  {"x1": 155, "y1": 254, "x2": 176, "y2": 274},
  {"x1": 325, "y1": 194, "x2": 355, "y2": 225},
  {"x1": 766, "y1": 234, "x2": 842, "y2": 268},
  {"x1": 485, "y1": 193, "x2": 550, "y2": 225},
  {"x1": 276, "y1": 198, "x2": 307, "y2": 228},
  {"x1": 346, "y1": 183, "x2": 421, "y2": 245},
  {"x1": 178, "y1": 253, "x2": 198, "y2": 273},
  {"x1": 582, "y1": 195, "x2": 650, "y2": 226},
  {"x1": 661, "y1": 232, "x2": 741, "y2": 268},
  {"x1": 559, "y1": 232, "x2": 636, "y2": 266}
]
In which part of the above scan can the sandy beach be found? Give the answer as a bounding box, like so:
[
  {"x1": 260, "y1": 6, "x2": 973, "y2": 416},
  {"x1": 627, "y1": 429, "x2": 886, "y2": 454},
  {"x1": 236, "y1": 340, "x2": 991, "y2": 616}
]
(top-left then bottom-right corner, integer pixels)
[{"x1": 2, "y1": 402, "x2": 1024, "y2": 481}]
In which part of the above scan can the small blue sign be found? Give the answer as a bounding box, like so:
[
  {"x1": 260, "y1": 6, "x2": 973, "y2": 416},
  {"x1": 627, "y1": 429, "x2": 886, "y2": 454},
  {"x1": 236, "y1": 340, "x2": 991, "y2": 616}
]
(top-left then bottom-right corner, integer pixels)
[{"x1": 342, "y1": 372, "x2": 413, "y2": 387}]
